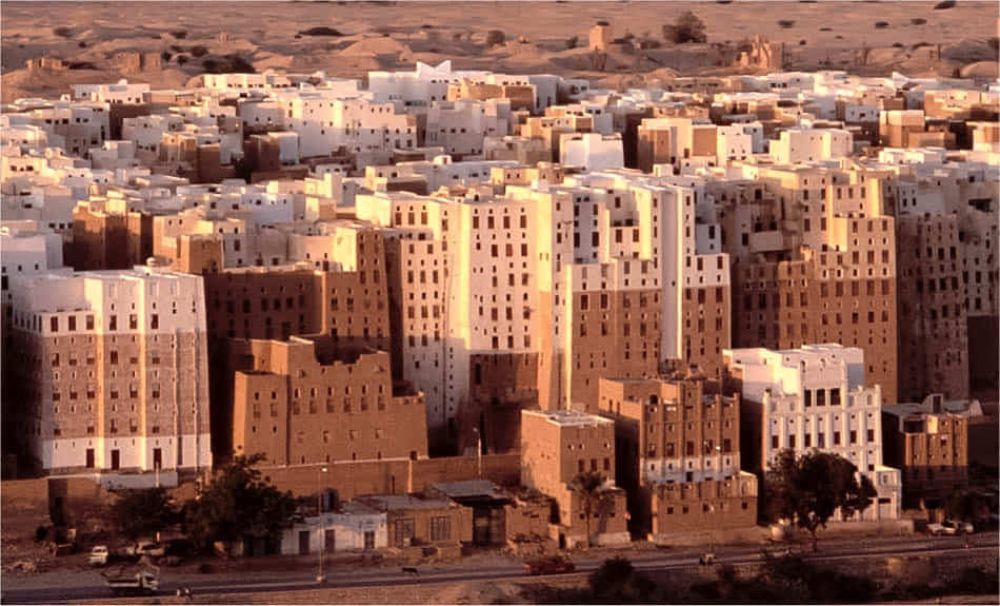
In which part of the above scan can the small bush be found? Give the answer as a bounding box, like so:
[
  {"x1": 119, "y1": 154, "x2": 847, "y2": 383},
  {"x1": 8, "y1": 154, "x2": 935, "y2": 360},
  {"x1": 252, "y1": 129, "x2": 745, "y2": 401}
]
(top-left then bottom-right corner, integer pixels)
[
  {"x1": 778, "y1": 20, "x2": 796, "y2": 29},
  {"x1": 299, "y1": 26, "x2": 344, "y2": 36},
  {"x1": 910, "y1": 17, "x2": 927, "y2": 24},
  {"x1": 420, "y1": 24, "x2": 433, "y2": 29},
  {"x1": 663, "y1": 11, "x2": 707, "y2": 44},
  {"x1": 874, "y1": 21, "x2": 890, "y2": 29},
  {"x1": 78, "y1": 41, "x2": 87, "y2": 48},
  {"x1": 566, "y1": 35, "x2": 579, "y2": 49},
  {"x1": 177, "y1": 55, "x2": 189, "y2": 65},
  {"x1": 932, "y1": 0, "x2": 955, "y2": 8},
  {"x1": 987, "y1": 37, "x2": 999, "y2": 52},
  {"x1": 161, "y1": 51, "x2": 172, "y2": 62},
  {"x1": 171, "y1": 30, "x2": 188, "y2": 39},
  {"x1": 202, "y1": 54, "x2": 255, "y2": 74},
  {"x1": 53, "y1": 26, "x2": 73, "y2": 38},
  {"x1": 190, "y1": 45, "x2": 208, "y2": 58},
  {"x1": 799, "y1": 39, "x2": 807, "y2": 45},
  {"x1": 835, "y1": 34, "x2": 844, "y2": 39},
  {"x1": 486, "y1": 29, "x2": 506, "y2": 46},
  {"x1": 892, "y1": 42, "x2": 904, "y2": 48}
]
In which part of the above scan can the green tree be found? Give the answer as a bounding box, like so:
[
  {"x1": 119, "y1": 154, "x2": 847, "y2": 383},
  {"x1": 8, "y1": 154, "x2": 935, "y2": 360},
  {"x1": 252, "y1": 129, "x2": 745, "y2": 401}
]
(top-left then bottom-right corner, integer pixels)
[
  {"x1": 946, "y1": 489, "x2": 989, "y2": 524},
  {"x1": 111, "y1": 487, "x2": 177, "y2": 540},
  {"x1": 569, "y1": 471, "x2": 615, "y2": 548},
  {"x1": 485, "y1": 29, "x2": 506, "y2": 47},
  {"x1": 765, "y1": 449, "x2": 877, "y2": 551},
  {"x1": 183, "y1": 454, "x2": 295, "y2": 554},
  {"x1": 662, "y1": 12, "x2": 707, "y2": 44}
]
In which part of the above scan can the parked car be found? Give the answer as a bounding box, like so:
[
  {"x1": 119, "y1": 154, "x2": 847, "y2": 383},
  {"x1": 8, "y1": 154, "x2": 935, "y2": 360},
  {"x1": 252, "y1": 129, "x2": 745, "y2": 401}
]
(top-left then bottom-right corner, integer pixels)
[
  {"x1": 524, "y1": 555, "x2": 576, "y2": 576},
  {"x1": 89, "y1": 545, "x2": 110, "y2": 566},
  {"x1": 926, "y1": 522, "x2": 956, "y2": 536},
  {"x1": 943, "y1": 520, "x2": 974, "y2": 535},
  {"x1": 125, "y1": 541, "x2": 166, "y2": 558}
]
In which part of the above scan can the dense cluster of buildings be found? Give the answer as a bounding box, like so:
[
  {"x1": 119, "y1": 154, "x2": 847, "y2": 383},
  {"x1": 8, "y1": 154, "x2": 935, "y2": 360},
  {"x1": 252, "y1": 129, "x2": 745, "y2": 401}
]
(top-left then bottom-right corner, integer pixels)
[{"x1": 2, "y1": 60, "x2": 997, "y2": 551}]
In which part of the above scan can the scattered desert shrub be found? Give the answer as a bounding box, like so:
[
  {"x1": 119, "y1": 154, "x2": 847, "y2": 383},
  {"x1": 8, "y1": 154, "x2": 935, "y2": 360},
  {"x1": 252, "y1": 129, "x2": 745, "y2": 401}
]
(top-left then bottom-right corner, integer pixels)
[
  {"x1": 799, "y1": 39, "x2": 807, "y2": 45},
  {"x1": 874, "y1": 21, "x2": 890, "y2": 29},
  {"x1": 662, "y1": 11, "x2": 707, "y2": 44},
  {"x1": 161, "y1": 51, "x2": 172, "y2": 62},
  {"x1": 53, "y1": 26, "x2": 73, "y2": 38},
  {"x1": 177, "y1": 55, "x2": 189, "y2": 66},
  {"x1": 716, "y1": 0, "x2": 733, "y2": 4},
  {"x1": 420, "y1": 24, "x2": 433, "y2": 29},
  {"x1": 987, "y1": 37, "x2": 999, "y2": 52},
  {"x1": 819, "y1": 27, "x2": 832, "y2": 31},
  {"x1": 566, "y1": 35, "x2": 579, "y2": 49},
  {"x1": 892, "y1": 42, "x2": 904, "y2": 48},
  {"x1": 299, "y1": 26, "x2": 344, "y2": 36},
  {"x1": 835, "y1": 34, "x2": 844, "y2": 39},
  {"x1": 932, "y1": 0, "x2": 955, "y2": 8},
  {"x1": 777, "y1": 20, "x2": 796, "y2": 29},
  {"x1": 486, "y1": 29, "x2": 506, "y2": 47},
  {"x1": 910, "y1": 17, "x2": 927, "y2": 24},
  {"x1": 202, "y1": 54, "x2": 255, "y2": 74},
  {"x1": 190, "y1": 45, "x2": 208, "y2": 58},
  {"x1": 78, "y1": 41, "x2": 87, "y2": 48},
  {"x1": 171, "y1": 30, "x2": 188, "y2": 39}
]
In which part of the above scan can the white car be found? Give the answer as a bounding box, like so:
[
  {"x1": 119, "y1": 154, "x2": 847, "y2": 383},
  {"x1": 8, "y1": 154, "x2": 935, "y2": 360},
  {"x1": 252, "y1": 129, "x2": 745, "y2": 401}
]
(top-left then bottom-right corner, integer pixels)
[
  {"x1": 126, "y1": 541, "x2": 165, "y2": 558},
  {"x1": 943, "y1": 520, "x2": 974, "y2": 535},
  {"x1": 89, "y1": 545, "x2": 109, "y2": 566},
  {"x1": 926, "y1": 522, "x2": 954, "y2": 536}
]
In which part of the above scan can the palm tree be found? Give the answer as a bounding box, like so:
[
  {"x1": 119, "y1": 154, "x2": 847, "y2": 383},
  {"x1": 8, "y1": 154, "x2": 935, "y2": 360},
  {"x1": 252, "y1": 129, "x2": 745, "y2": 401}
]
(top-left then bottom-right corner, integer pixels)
[{"x1": 569, "y1": 471, "x2": 614, "y2": 548}]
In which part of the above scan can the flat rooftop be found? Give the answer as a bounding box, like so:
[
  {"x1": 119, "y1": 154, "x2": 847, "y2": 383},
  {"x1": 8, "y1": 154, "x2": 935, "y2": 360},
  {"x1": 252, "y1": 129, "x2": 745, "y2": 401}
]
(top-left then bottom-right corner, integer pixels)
[{"x1": 523, "y1": 408, "x2": 613, "y2": 427}]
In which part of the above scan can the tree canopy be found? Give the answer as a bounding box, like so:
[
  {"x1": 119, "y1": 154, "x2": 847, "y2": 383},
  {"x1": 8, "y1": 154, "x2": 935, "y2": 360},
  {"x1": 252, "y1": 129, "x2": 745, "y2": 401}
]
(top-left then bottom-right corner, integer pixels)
[
  {"x1": 662, "y1": 12, "x2": 707, "y2": 44},
  {"x1": 110, "y1": 487, "x2": 177, "y2": 540},
  {"x1": 765, "y1": 449, "x2": 877, "y2": 550},
  {"x1": 183, "y1": 454, "x2": 295, "y2": 552},
  {"x1": 569, "y1": 470, "x2": 616, "y2": 547},
  {"x1": 946, "y1": 489, "x2": 990, "y2": 524},
  {"x1": 589, "y1": 556, "x2": 658, "y2": 602}
]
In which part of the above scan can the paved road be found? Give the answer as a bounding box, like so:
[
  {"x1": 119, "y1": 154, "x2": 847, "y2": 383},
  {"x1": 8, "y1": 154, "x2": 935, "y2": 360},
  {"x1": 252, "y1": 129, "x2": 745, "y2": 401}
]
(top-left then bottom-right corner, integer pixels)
[{"x1": 3, "y1": 534, "x2": 996, "y2": 603}]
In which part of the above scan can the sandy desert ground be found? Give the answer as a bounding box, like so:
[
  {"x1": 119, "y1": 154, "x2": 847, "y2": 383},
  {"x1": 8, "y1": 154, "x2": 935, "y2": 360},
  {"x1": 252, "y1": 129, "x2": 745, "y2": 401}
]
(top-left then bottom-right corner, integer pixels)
[{"x1": 1, "y1": 1, "x2": 998, "y2": 103}]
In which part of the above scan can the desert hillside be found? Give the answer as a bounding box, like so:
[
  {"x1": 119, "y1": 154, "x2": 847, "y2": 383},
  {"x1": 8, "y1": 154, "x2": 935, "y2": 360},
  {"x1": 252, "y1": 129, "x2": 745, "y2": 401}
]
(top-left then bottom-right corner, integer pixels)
[{"x1": 2, "y1": 0, "x2": 998, "y2": 102}]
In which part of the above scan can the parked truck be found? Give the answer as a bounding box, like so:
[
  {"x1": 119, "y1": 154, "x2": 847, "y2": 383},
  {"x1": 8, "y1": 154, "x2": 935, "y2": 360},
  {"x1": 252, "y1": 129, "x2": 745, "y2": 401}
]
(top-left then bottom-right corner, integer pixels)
[{"x1": 102, "y1": 565, "x2": 159, "y2": 596}]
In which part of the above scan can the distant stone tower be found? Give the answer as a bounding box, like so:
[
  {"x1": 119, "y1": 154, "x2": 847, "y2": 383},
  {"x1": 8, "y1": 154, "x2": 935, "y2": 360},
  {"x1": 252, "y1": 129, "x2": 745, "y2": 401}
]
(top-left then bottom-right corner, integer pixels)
[
  {"x1": 737, "y1": 35, "x2": 785, "y2": 71},
  {"x1": 589, "y1": 21, "x2": 612, "y2": 51}
]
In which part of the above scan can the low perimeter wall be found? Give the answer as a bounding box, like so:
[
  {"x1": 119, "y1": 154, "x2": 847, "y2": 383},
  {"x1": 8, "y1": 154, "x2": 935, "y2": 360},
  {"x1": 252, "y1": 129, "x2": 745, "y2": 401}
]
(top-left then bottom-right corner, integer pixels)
[{"x1": 258, "y1": 453, "x2": 521, "y2": 499}]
